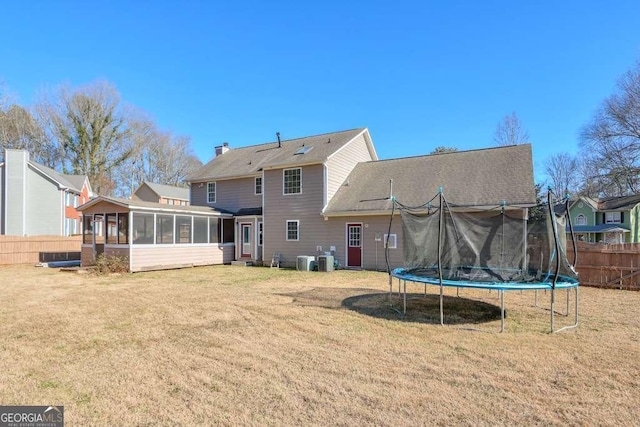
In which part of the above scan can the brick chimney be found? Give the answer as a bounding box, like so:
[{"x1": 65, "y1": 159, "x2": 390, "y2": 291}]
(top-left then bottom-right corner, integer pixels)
[{"x1": 215, "y1": 142, "x2": 230, "y2": 157}]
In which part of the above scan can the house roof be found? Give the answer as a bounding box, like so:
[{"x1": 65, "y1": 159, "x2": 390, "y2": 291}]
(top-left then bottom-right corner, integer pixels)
[
  {"x1": 188, "y1": 128, "x2": 375, "y2": 181},
  {"x1": 568, "y1": 224, "x2": 630, "y2": 233},
  {"x1": 28, "y1": 161, "x2": 90, "y2": 194},
  {"x1": 137, "y1": 181, "x2": 190, "y2": 201},
  {"x1": 598, "y1": 194, "x2": 640, "y2": 210},
  {"x1": 324, "y1": 144, "x2": 536, "y2": 215},
  {"x1": 77, "y1": 196, "x2": 233, "y2": 216}
]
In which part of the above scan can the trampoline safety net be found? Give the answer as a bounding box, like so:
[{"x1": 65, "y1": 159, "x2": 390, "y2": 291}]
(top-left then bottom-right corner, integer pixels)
[{"x1": 400, "y1": 201, "x2": 578, "y2": 285}]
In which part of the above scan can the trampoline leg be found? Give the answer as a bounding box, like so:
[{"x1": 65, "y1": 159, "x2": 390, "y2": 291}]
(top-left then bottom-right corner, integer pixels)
[
  {"x1": 403, "y1": 280, "x2": 407, "y2": 315},
  {"x1": 439, "y1": 284, "x2": 444, "y2": 327},
  {"x1": 424, "y1": 283, "x2": 427, "y2": 298},
  {"x1": 456, "y1": 287, "x2": 459, "y2": 298},
  {"x1": 500, "y1": 290, "x2": 505, "y2": 333},
  {"x1": 551, "y1": 288, "x2": 555, "y2": 333}
]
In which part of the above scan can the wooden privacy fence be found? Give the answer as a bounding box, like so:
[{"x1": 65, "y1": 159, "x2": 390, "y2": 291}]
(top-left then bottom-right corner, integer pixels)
[
  {"x1": 567, "y1": 242, "x2": 640, "y2": 290},
  {"x1": 0, "y1": 235, "x2": 82, "y2": 265}
]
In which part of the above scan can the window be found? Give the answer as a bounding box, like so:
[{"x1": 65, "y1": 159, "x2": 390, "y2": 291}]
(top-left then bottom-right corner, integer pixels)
[
  {"x1": 82, "y1": 216, "x2": 93, "y2": 244},
  {"x1": 605, "y1": 212, "x2": 621, "y2": 224},
  {"x1": 106, "y1": 213, "x2": 118, "y2": 244},
  {"x1": 133, "y1": 213, "x2": 154, "y2": 244},
  {"x1": 575, "y1": 214, "x2": 587, "y2": 226},
  {"x1": 156, "y1": 215, "x2": 174, "y2": 244},
  {"x1": 255, "y1": 177, "x2": 262, "y2": 195},
  {"x1": 209, "y1": 218, "x2": 219, "y2": 243},
  {"x1": 294, "y1": 146, "x2": 313, "y2": 155},
  {"x1": 283, "y1": 168, "x2": 301, "y2": 194},
  {"x1": 193, "y1": 217, "x2": 208, "y2": 243},
  {"x1": 383, "y1": 233, "x2": 397, "y2": 249},
  {"x1": 286, "y1": 220, "x2": 299, "y2": 241},
  {"x1": 207, "y1": 182, "x2": 216, "y2": 203},
  {"x1": 258, "y1": 222, "x2": 263, "y2": 246},
  {"x1": 118, "y1": 213, "x2": 129, "y2": 244},
  {"x1": 176, "y1": 216, "x2": 192, "y2": 243}
]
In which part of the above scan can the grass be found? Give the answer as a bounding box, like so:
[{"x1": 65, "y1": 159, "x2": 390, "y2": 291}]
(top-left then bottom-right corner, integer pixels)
[{"x1": 0, "y1": 264, "x2": 638, "y2": 425}]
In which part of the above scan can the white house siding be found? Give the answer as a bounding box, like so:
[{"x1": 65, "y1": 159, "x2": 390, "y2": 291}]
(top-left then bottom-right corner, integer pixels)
[
  {"x1": 191, "y1": 177, "x2": 262, "y2": 213},
  {"x1": 325, "y1": 133, "x2": 374, "y2": 204},
  {"x1": 324, "y1": 215, "x2": 404, "y2": 270},
  {"x1": 263, "y1": 164, "x2": 326, "y2": 268},
  {"x1": 131, "y1": 244, "x2": 230, "y2": 272},
  {"x1": 4, "y1": 150, "x2": 27, "y2": 235},
  {"x1": 26, "y1": 166, "x2": 63, "y2": 235}
]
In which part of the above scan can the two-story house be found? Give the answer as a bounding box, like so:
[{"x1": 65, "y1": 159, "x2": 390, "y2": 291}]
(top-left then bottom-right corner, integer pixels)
[
  {"x1": 0, "y1": 149, "x2": 92, "y2": 236},
  {"x1": 565, "y1": 194, "x2": 640, "y2": 243},
  {"x1": 133, "y1": 181, "x2": 190, "y2": 206},
  {"x1": 187, "y1": 129, "x2": 536, "y2": 269}
]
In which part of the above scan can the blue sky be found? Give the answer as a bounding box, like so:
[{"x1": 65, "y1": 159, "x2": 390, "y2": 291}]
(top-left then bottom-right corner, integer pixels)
[{"x1": 2, "y1": 1, "x2": 640, "y2": 184}]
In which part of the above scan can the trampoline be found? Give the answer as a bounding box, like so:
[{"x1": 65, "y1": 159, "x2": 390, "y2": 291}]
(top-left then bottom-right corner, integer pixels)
[{"x1": 386, "y1": 188, "x2": 579, "y2": 333}]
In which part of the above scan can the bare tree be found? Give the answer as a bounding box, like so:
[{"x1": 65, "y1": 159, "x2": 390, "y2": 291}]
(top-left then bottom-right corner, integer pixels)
[
  {"x1": 580, "y1": 60, "x2": 640, "y2": 196},
  {"x1": 493, "y1": 111, "x2": 530, "y2": 146},
  {"x1": 544, "y1": 152, "x2": 579, "y2": 197},
  {"x1": 36, "y1": 81, "x2": 136, "y2": 195},
  {"x1": 0, "y1": 104, "x2": 56, "y2": 165}
]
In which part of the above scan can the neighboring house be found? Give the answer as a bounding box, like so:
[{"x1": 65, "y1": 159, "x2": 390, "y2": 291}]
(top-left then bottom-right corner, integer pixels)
[
  {"x1": 133, "y1": 181, "x2": 190, "y2": 206},
  {"x1": 0, "y1": 149, "x2": 92, "y2": 236},
  {"x1": 564, "y1": 195, "x2": 640, "y2": 243},
  {"x1": 76, "y1": 196, "x2": 233, "y2": 271},
  {"x1": 187, "y1": 128, "x2": 536, "y2": 269}
]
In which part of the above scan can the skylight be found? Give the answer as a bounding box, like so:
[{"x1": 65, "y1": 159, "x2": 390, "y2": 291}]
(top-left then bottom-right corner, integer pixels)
[{"x1": 294, "y1": 146, "x2": 313, "y2": 155}]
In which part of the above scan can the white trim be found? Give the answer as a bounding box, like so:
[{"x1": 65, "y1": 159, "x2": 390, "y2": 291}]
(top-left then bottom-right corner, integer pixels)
[
  {"x1": 286, "y1": 219, "x2": 299, "y2": 241},
  {"x1": 383, "y1": 233, "x2": 397, "y2": 249},
  {"x1": 129, "y1": 211, "x2": 133, "y2": 271},
  {"x1": 282, "y1": 167, "x2": 302, "y2": 195},
  {"x1": 345, "y1": 222, "x2": 363, "y2": 268},
  {"x1": 322, "y1": 163, "x2": 328, "y2": 212},
  {"x1": 254, "y1": 176, "x2": 263, "y2": 195},
  {"x1": 207, "y1": 182, "x2": 216, "y2": 203}
]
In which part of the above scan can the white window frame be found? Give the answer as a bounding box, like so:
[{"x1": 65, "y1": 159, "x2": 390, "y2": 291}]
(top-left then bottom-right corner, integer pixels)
[
  {"x1": 283, "y1": 168, "x2": 302, "y2": 195},
  {"x1": 605, "y1": 211, "x2": 621, "y2": 224},
  {"x1": 255, "y1": 177, "x2": 262, "y2": 195},
  {"x1": 207, "y1": 182, "x2": 216, "y2": 203},
  {"x1": 383, "y1": 233, "x2": 397, "y2": 249},
  {"x1": 575, "y1": 214, "x2": 587, "y2": 226},
  {"x1": 286, "y1": 220, "x2": 299, "y2": 241}
]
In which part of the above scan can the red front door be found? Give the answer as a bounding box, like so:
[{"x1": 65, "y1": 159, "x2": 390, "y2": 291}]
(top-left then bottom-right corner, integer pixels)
[{"x1": 347, "y1": 223, "x2": 362, "y2": 267}]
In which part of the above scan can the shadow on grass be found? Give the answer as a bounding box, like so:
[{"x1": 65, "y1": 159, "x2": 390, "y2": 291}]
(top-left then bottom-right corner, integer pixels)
[{"x1": 282, "y1": 288, "x2": 503, "y2": 325}]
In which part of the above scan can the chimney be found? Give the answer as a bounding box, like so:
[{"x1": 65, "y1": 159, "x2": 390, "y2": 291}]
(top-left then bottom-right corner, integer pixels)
[
  {"x1": 215, "y1": 142, "x2": 230, "y2": 157},
  {"x1": 276, "y1": 132, "x2": 281, "y2": 148}
]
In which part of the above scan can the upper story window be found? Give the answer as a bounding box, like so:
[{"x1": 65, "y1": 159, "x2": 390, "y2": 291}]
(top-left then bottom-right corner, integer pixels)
[
  {"x1": 283, "y1": 168, "x2": 301, "y2": 195},
  {"x1": 605, "y1": 211, "x2": 622, "y2": 224},
  {"x1": 207, "y1": 182, "x2": 216, "y2": 203},
  {"x1": 576, "y1": 214, "x2": 587, "y2": 226},
  {"x1": 255, "y1": 177, "x2": 262, "y2": 195}
]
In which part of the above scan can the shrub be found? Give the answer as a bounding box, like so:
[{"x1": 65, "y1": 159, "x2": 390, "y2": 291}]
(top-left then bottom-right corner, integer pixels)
[{"x1": 94, "y1": 254, "x2": 130, "y2": 275}]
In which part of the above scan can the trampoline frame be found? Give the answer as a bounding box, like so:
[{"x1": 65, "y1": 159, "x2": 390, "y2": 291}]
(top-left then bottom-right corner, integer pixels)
[
  {"x1": 385, "y1": 187, "x2": 580, "y2": 333},
  {"x1": 390, "y1": 268, "x2": 579, "y2": 333}
]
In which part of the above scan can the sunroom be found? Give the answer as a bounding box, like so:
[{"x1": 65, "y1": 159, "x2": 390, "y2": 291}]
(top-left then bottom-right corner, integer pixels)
[{"x1": 77, "y1": 196, "x2": 235, "y2": 272}]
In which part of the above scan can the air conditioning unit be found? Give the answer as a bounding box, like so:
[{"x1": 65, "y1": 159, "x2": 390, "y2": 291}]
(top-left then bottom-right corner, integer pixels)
[
  {"x1": 317, "y1": 255, "x2": 334, "y2": 272},
  {"x1": 297, "y1": 255, "x2": 314, "y2": 271}
]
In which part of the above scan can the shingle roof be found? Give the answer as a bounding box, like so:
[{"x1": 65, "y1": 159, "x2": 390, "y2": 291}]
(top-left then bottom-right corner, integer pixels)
[
  {"x1": 324, "y1": 144, "x2": 536, "y2": 214},
  {"x1": 598, "y1": 194, "x2": 640, "y2": 210},
  {"x1": 140, "y1": 182, "x2": 190, "y2": 201},
  {"x1": 568, "y1": 224, "x2": 630, "y2": 233},
  {"x1": 29, "y1": 161, "x2": 87, "y2": 193},
  {"x1": 77, "y1": 196, "x2": 233, "y2": 215},
  {"x1": 188, "y1": 128, "x2": 371, "y2": 181}
]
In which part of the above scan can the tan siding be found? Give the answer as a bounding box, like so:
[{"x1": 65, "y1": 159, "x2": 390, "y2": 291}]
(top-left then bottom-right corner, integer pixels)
[
  {"x1": 325, "y1": 133, "x2": 373, "y2": 203},
  {"x1": 104, "y1": 246, "x2": 129, "y2": 258},
  {"x1": 133, "y1": 185, "x2": 160, "y2": 203},
  {"x1": 81, "y1": 201, "x2": 129, "y2": 215},
  {"x1": 263, "y1": 164, "x2": 328, "y2": 267},
  {"x1": 130, "y1": 244, "x2": 229, "y2": 272},
  {"x1": 190, "y1": 178, "x2": 261, "y2": 213}
]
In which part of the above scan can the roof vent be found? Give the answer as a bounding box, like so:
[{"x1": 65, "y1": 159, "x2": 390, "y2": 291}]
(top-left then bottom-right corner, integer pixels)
[{"x1": 276, "y1": 132, "x2": 281, "y2": 148}]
